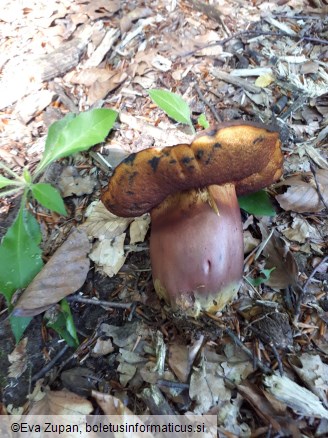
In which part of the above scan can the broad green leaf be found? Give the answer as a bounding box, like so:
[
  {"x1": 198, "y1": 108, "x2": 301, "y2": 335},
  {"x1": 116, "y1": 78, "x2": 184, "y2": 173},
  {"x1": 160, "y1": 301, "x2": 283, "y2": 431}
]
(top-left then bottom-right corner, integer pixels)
[
  {"x1": 44, "y1": 113, "x2": 75, "y2": 155},
  {"x1": 46, "y1": 299, "x2": 79, "y2": 348},
  {"x1": 0, "y1": 175, "x2": 19, "y2": 189},
  {"x1": 149, "y1": 89, "x2": 192, "y2": 126},
  {"x1": 37, "y1": 109, "x2": 118, "y2": 172},
  {"x1": 10, "y1": 315, "x2": 33, "y2": 343},
  {"x1": 31, "y1": 183, "x2": 67, "y2": 216},
  {"x1": 248, "y1": 267, "x2": 275, "y2": 287},
  {"x1": 238, "y1": 190, "x2": 276, "y2": 216},
  {"x1": 0, "y1": 207, "x2": 43, "y2": 304},
  {"x1": 197, "y1": 113, "x2": 209, "y2": 129}
]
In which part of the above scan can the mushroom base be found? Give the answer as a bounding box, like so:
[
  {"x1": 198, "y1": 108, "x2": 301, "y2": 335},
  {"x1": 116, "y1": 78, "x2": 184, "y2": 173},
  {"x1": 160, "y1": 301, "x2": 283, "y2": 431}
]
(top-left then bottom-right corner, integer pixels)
[{"x1": 150, "y1": 184, "x2": 244, "y2": 317}]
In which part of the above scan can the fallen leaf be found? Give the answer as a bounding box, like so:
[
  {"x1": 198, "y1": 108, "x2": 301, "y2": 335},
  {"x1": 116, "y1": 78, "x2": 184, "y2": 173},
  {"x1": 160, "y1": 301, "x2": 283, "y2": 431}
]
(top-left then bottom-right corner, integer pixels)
[
  {"x1": 264, "y1": 373, "x2": 328, "y2": 419},
  {"x1": 8, "y1": 338, "x2": 28, "y2": 378},
  {"x1": 90, "y1": 233, "x2": 126, "y2": 277},
  {"x1": 119, "y1": 7, "x2": 152, "y2": 33},
  {"x1": 82, "y1": 201, "x2": 132, "y2": 239},
  {"x1": 28, "y1": 388, "x2": 93, "y2": 415},
  {"x1": 281, "y1": 216, "x2": 321, "y2": 243},
  {"x1": 129, "y1": 215, "x2": 150, "y2": 244},
  {"x1": 13, "y1": 228, "x2": 91, "y2": 316},
  {"x1": 88, "y1": 71, "x2": 127, "y2": 105},
  {"x1": 259, "y1": 225, "x2": 298, "y2": 289},
  {"x1": 276, "y1": 170, "x2": 328, "y2": 213},
  {"x1": 290, "y1": 353, "x2": 328, "y2": 404},
  {"x1": 58, "y1": 166, "x2": 96, "y2": 197},
  {"x1": 91, "y1": 338, "x2": 114, "y2": 357}
]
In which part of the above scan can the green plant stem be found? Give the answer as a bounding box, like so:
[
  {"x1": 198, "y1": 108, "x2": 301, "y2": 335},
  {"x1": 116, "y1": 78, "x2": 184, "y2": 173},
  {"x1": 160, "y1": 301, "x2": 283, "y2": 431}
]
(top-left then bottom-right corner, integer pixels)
[
  {"x1": 0, "y1": 187, "x2": 24, "y2": 198},
  {"x1": 0, "y1": 162, "x2": 24, "y2": 181}
]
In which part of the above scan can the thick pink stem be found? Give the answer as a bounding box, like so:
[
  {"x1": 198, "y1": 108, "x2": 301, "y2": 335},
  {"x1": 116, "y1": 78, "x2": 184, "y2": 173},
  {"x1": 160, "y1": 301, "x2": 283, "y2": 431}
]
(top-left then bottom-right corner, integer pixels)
[{"x1": 150, "y1": 184, "x2": 244, "y2": 316}]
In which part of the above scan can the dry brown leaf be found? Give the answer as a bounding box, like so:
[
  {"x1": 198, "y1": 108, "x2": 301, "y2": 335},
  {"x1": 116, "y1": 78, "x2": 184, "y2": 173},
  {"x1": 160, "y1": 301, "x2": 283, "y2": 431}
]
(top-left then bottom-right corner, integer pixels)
[
  {"x1": 82, "y1": 201, "x2": 132, "y2": 239},
  {"x1": 259, "y1": 225, "x2": 298, "y2": 289},
  {"x1": 90, "y1": 233, "x2": 126, "y2": 277},
  {"x1": 65, "y1": 68, "x2": 113, "y2": 86},
  {"x1": 13, "y1": 228, "x2": 91, "y2": 317},
  {"x1": 28, "y1": 388, "x2": 93, "y2": 415},
  {"x1": 129, "y1": 214, "x2": 150, "y2": 244},
  {"x1": 58, "y1": 166, "x2": 96, "y2": 197},
  {"x1": 92, "y1": 390, "x2": 135, "y2": 415},
  {"x1": 74, "y1": 0, "x2": 120, "y2": 21},
  {"x1": 8, "y1": 338, "x2": 28, "y2": 378},
  {"x1": 119, "y1": 7, "x2": 152, "y2": 33},
  {"x1": 264, "y1": 374, "x2": 328, "y2": 419},
  {"x1": 276, "y1": 170, "x2": 328, "y2": 213},
  {"x1": 87, "y1": 71, "x2": 128, "y2": 105}
]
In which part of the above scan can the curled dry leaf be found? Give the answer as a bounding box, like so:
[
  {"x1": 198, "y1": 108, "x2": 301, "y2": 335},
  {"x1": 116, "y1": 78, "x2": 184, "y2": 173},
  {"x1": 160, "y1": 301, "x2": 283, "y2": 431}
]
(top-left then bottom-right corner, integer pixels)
[
  {"x1": 259, "y1": 224, "x2": 298, "y2": 289},
  {"x1": 82, "y1": 201, "x2": 132, "y2": 239},
  {"x1": 8, "y1": 338, "x2": 28, "y2": 379},
  {"x1": 58, "y1": 166, "x2": 96, "y2": 197},
  {"x1": 27, "y1": 388, "x2": 93, "y2": 415},
  {"x1": 264, "y1": 373, "x2": 328, "y2": 419},
  {"x1": 90, "y1": 233, "x2": 126, "y2": 277},
  {"x1": 13, "y1": 228, "x2": 91, "y2": 317},
  {"x1": 130, "y1": 214, "x2": 150, "y2": 244},
  {"x1": 276, "y1": 169, "x2": 328, "y2": 213},
  {"x1": 92, "y1": 390, "x2": 135, "y2": 416}
]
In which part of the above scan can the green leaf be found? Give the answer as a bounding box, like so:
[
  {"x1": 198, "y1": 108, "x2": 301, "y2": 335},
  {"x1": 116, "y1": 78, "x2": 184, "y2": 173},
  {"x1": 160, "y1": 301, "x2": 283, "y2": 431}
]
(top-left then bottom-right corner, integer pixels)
[
  {"x1": 197, "y1": 113, "x2": 210, "y2": 129},
  {"x1": 31, "y1": 183, "x2": 67, "y2": 216},
  {"x1": 46, "y1": 299, "x2": 79, "y2": 348},
  {"x1": 37, "y1": 109, "x2": 118, "y2": 172},
  {"x1": 10, "y1": 315, "x2": 33, "y2": 343},
  {"x1": 149, "y1": 89, "x2": 193, "y2": 127},
  {"x1": 248, "y1": 267, "x2": 275, "y2": 287},
  {"x1": 238, "y1": 190, "x2": 276, "y2": 216},
  {"x1": 0, "y1": 175, "x2": 19, "y2": 189},
  {"x1": 0, "y1": 207, "x2": 43, "y2": 304},
  {"x1": 44, "y1": 113, "x2": 75, "y2": 155}
]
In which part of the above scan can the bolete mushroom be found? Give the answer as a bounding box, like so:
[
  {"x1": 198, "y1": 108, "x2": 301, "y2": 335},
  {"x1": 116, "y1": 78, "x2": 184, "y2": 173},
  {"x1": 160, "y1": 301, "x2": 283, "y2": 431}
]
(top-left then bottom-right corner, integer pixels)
[{"x1": 102, "y1": 121, "x2": 283, "y2": 316}]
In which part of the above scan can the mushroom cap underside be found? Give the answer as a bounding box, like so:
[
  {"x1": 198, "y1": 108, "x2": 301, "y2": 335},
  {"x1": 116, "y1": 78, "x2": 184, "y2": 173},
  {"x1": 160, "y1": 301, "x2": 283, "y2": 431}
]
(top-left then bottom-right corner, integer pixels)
[{"x1": 102, "y1": 121, "x2": 283, "y2": 217}]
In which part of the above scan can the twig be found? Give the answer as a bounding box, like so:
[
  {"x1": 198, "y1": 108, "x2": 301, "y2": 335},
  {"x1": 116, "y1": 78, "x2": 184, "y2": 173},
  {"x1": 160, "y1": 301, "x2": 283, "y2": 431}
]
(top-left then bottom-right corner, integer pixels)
[
  {"x1": 185, "y1": 0, "x2": 230, "y2": 36},
  {"x1": 181, "y1": 30, "x2": 328, "y2": 57},
  {"x1": 194, "y1": 83, "x2": 222, "y2": 122},
  {"x1": 66, "y1": 295, "x2": 133, "y2": 309},
  {"x1": 303, "y1": 256, "x2": 328, "y2": 292},
  {"x1": 224, "y1": 327, "x2": 272, "y2": 374},
  {"x1": 310, "y1": 163, "x2": 328, "y2": 213},
  {"x1": 157, "y1": 379, "x2": 189, "y2": 390},
  {"x1": 270, "y1": 343, "x2": 284, "y2": 377},
  {"x1": 32, "y1": 344, "x2": 70, "y2": 383}
]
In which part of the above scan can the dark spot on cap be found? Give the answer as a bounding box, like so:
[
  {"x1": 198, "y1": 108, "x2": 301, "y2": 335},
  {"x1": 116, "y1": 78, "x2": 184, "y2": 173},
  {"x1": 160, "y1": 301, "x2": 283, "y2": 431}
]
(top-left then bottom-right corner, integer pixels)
[
  {"x1": 124, "y1": 153, "x2": 137, "y2": 165},
  {"x1": 148, "y1": 156, "x2": 161, "y2": 172},
  {"x1": 128, "y1": 171, "x2": 138, "y2": 184},
  {"x1": 169, "y1": 159, "x2": 177, "y2": 164},
  {"x1": 163, "y1": 150, "x2": 170, "y2": 157},
  {"x1": 195, "y1": 149, "x2": 204, "y2": 160},
  {"x1": 253, "y1": 136, "x2": 264, "y2": 145},
  {"x1": 126, "y1": 190, "x2": 135, "y2": 195},
  {"x1": 181, "y1": 156, "x2": 194, "y2": 165},
  {"x1": 213, "y1": 142, "x2": 222, "y2": 148}
]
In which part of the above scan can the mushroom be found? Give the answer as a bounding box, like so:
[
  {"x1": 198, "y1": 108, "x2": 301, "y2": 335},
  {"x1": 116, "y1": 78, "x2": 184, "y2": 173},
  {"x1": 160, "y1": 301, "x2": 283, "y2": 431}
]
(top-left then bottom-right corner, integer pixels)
[{"x1": 102, "y1": 121, "x2": 283, "y2": 316}]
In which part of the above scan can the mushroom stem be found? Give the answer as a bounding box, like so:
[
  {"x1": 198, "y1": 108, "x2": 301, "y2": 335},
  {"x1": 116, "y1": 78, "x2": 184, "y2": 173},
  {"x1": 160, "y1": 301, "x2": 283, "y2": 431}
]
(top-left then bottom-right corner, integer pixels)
[{"x1": 150, "y1": 184, "x2": 244, "y2": 316}]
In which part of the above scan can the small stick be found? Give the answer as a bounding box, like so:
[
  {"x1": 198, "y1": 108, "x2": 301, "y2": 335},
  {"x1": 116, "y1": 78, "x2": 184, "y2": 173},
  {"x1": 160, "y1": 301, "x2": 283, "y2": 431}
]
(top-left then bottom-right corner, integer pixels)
[
  {"x1": 32, "y1": 344, "x2": 70, "y2": 383},
  {"x1": 66, "y1": 295, "x2": 133, "y2": 309},
  {"x1": 224, "y1": 328, "x2": 272, "y2": 374},
  {"x1": 303, "y1": 256, "x2": 328, "y2": 292},
  {"x1": 310, "y1": 163, "x2": 328, "y2": 213},
  {"x1": 194, "y1": 83, "x2": 222, "y2": 123}
]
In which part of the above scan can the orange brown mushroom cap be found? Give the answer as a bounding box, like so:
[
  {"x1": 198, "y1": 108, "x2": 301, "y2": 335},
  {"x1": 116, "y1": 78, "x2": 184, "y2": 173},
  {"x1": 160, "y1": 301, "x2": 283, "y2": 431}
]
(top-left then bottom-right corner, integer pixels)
[{"x1": 101, "y1": 121, "x2": 283, "y2": 217}]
